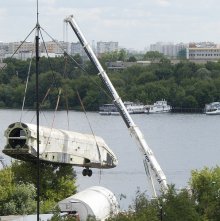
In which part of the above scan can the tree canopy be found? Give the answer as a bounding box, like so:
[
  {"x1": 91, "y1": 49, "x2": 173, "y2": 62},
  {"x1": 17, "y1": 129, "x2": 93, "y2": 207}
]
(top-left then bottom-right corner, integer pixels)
[
  {"x1": 107, "y1": 166, "x2": 220, "y2": 221},
  {"x1": 1, "y1": 54, "x2": 220, "y2": 111},
  {"x1": 0, "y1": 161, "x2": 77, "y2": 215}
]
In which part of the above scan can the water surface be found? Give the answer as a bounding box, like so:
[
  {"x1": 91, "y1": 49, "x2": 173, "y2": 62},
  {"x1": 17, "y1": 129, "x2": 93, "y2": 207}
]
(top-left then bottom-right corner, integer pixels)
[{"x1": 0, "y1": 109, "x2": 219, "y2": 209}]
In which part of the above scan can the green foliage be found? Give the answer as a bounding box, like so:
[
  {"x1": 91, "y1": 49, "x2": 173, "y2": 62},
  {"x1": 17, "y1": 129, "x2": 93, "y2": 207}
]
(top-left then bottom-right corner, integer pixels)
[
  {"x1": 128, "y1": 56, "x2": 137, "y2": 62},
  {"x1": 161, "y1": 185, "x2": 200, "y2": 221},
  {"x1": 2, "y1": 162, "x2": 220, "y2": 220},
  {"x1": 108, "y1": 185, "x2": 200, "y2": 221},
  {"x1": 2, "y1": 183, "x2": 36, "y2": 215},
  {"x1": 99, "y1": 49, "x2": 128, "y2": 63},
  {"x1": 50, "y1": 207, "x2": 78, "y2": 221},
  {"x1": 0, "y1": 167, "x2": 13, "y2": 205},
  {"x1": 190, "y1": 166, "x2": 220, "y2": 221},
  {"x1": 107, "y1": 189, "x2": 160, "y2": 221},
  {"x1": 0, "y1": 162, "x2": 76, "y2": 215},
  {"x1": 1, "y1": 56, "x2": 220, "y2": 111},
  {"x1": 0, "y1": 167, "x2": 36, "y2": 215},
  {"x1": 11, "y1": 161, "x2": 77, "y2": 213},
  {"x1": 143, "y1": 51, "x2": 165, "y2": 62}
]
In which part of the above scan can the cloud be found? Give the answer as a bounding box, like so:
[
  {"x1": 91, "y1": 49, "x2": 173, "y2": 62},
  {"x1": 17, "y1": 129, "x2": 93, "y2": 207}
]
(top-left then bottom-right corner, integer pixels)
[
  {"x1": 0, "y1": 8, "x2": 7, "y2": 17},
  {"x1": 1, "y1": 0, "x2": 220, "y2": 50},
  {"x1": 156, "y1": 0, "x2": 171, "y2": 7}
]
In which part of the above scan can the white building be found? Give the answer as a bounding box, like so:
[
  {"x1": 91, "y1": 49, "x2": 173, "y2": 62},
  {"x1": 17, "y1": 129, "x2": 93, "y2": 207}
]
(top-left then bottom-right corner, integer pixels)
[
  {"x1": 8, "y1": 41, "x2": 35, "y2": 54},
  {"x1": 150, "y1": 42, "x2": 187, "y2": 58},
  {"x1": 40, "y1": 41, "x2": 70, "y2": 54},
  {"x1": 3, "y1": 41, "x2": 70, "y2": 60},
  {"x1": 97, "y1": 41, "x2": 118, "y2": 57},
  {"x1": 70, "y1": 41, "x2": 88, "y2": 60},
  {"x1": 187, "y1": 42, "x2": 220, "y2": 62}
]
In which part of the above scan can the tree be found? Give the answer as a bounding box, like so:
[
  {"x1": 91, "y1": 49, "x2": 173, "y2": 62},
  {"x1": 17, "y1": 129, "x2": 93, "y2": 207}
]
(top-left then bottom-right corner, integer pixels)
[
  {"x1": 182, "y1": 95, "x2": 198, "y2": 108},
  {"x1": 2, "y1": 183, "x2": 36, "y2": 215},
  {"x1": 193, "y1": 80, "x2": 216, "y2": 107},
  {"x1": 195, "y1": 67, "x2": 211, "y2": 79},
  {"x1": 118, "y1": 49, "x2": 127, "y2": 61},
  {"x1": 107, "y1": 188, "x2": 160, "y2": 221},
  {"x1": 11, "y1": 161, "x2": 77, "y2": 213},
  {"x1": 127, "y1": 56, "x2": 137, "y2": 62},
  {"x1": 190, "y1": 166, "x2": 220, "y2": 220},
  {"x1": 1, "y1": 55, "x2": 220, "y2": 111},
  {"x1": 0, "y1": 166, "x2": 36, "y2": 215},
  {"x1": 161, "y1": 185, "x2": 200, "y2": 221},
  {"x1": 143, "y1": 51, "x2": 165, "y2": 62}
]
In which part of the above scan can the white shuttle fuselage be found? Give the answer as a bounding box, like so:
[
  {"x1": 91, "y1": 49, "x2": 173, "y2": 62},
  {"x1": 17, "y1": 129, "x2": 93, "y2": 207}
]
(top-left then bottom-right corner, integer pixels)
[{"x1": 3, "y1": 122, "x2": 118, "y2": 175}]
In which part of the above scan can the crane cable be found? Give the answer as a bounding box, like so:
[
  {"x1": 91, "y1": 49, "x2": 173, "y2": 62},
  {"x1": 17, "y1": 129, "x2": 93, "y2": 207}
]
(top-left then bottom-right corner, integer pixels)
[
  {"x1": 61, "y1": 53, "x2": 70, "y2": 130},
  {"x1": 20, "y1": 50, "x2": 34, "y2": 123},
  {"x1": 45, "y1": 88, "x2": 62, "y2": 148},
  {"x1": 40, "y1": 26, "x2": 113, "y2": 102},
  {"x1": 76, "y1": 90, "x2": 103, "y2": 183},
  {"x1": 0, "y1": 27, "x2": 36, "y2": 73}
]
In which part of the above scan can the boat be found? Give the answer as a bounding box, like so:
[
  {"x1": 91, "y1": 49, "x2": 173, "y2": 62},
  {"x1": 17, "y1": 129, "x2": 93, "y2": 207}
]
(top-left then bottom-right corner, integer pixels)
[
  {"x1": 145, "y1": 100, "x2": 171, "y2": 113},
  {"x1": 205, "y1": 102, "x2": 220, "y2": 115},
  {"x1": 99, "y1": 101, "x2": 145, "y2": 115},
  {"x1": 99, "y1": 103, "x2": 119, "y2": 115},
  {"x1": 124, "y1": 101, "x2": 146, "y2": 114}
]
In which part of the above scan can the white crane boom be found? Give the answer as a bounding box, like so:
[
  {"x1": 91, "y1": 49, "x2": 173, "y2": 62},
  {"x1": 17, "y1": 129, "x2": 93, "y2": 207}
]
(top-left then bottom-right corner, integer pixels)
[{"x1": 64, "y1": 15, "x2": 168, "y2": 193}]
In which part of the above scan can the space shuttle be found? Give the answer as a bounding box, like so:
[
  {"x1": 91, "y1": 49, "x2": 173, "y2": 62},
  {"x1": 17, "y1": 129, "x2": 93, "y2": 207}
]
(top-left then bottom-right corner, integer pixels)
[{"x1": 3, "y1": 122, "x2": 118, "y2": 176}]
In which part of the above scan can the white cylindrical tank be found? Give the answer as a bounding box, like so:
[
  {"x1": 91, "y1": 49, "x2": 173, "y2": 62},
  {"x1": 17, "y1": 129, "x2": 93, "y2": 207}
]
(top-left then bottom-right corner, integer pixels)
[{"x1": 58, "y1": 186, "x2": 119, "y2": 221}]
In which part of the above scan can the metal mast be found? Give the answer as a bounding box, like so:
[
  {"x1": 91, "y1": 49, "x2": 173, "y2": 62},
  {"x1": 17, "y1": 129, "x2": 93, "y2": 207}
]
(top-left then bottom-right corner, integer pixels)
[
  {"x1": 36, "y1": 0, "x2": 40, "y2": 220},
  {"x1": 64, "y1": 15, "x2": 168, "y2": 193}
]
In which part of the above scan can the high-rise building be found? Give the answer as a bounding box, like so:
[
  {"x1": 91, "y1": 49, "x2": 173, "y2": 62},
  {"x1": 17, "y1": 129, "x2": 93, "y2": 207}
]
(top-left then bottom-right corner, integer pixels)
[
  {"x1": 8, "y1": 41, "x2": 35, "y2": 54},
  {"x1": 97, "y1": 41, "x2": 118, "y2": 57},
  {"x1": 150, "y1": 42, "x2": 187, "y2": 58},
  {"x1": 70, "y1": 42, "x2": 88, "y2": 60},
  {"x1": 4, "y1": 41, "x2": 70, "y2": 60},
  {"x1": 40, "y1": 41, "x2": 70, "y2": 54}
]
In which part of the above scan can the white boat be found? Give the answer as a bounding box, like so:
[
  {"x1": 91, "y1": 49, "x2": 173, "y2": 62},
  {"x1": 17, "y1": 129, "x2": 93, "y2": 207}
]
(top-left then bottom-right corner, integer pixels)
[
  {"x1": 99, "y1": 101, "x2": 145, "y2": 115},
  {"x1": 145, "y1": 100, "x2": 171, "y2": 113},
  {"x1": 99, "y1": 104, "x2": 119, "y2": 115},
  {"x1": 124, "y1": 101, "x2": 146, "y2": 114},
  {"x1": 205, "y1": 102, "x2": 220, "y2": 115}
]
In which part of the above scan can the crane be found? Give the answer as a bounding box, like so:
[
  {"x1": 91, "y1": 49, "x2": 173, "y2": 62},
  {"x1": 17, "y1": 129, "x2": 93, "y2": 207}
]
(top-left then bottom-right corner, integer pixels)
[{"x1": 64, "y1": 15, "x2": 168, "y2": 195}]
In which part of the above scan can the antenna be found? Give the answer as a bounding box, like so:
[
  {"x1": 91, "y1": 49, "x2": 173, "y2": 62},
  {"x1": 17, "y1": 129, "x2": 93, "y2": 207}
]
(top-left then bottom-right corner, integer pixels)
[
  {"x1": 36, "y1": 0, "x2": 40, "y2": 220},
  {"x1": 37, "y1": 0, "x2": 39, "y2": 25}
]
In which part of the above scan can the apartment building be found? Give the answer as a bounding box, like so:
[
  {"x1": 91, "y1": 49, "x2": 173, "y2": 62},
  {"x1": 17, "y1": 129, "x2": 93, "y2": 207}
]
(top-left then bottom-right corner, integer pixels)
[
  {"x1": 97, "y1": 41, "x2": 118, "y2": 57},
  {"x1": 150, "y1": 42, "x2": 187, "y2": 58},
  {"x1": 70, "y1": 42, "x2": 88, "y2": 60},
  {"x1": 8, "y1": 41, "x2": 35, "y2": 54},
  {"x1": 3, "y1": 41, "x2": 70, "y2": 60},
  {"x1": 41, "y1": 41, "x2": 70, "y2": 54}
]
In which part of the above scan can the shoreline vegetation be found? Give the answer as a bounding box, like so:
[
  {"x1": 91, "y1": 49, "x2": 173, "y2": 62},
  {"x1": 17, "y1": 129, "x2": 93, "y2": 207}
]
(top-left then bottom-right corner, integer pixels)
[{"x1": 0, "y1": 52, "x2": 219, "y2": 112}]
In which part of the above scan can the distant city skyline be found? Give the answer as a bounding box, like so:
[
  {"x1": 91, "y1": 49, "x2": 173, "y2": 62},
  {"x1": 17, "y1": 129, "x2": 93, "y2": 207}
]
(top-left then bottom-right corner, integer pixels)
[{"x1": 1, "y1": 1, "x2": 220, "y2": 50}]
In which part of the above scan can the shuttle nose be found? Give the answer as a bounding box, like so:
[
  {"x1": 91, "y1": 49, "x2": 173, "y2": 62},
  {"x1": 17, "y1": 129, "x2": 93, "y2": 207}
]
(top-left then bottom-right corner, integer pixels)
[{"x1": 5, "y1": 122, "x2": 28, "y2": 149}]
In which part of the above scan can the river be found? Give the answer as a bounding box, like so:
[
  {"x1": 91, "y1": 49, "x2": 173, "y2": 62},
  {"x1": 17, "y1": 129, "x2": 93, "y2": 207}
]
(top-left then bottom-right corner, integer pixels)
[{"x1": 0, "y1": 109, "x2": 219, "y2": 209}]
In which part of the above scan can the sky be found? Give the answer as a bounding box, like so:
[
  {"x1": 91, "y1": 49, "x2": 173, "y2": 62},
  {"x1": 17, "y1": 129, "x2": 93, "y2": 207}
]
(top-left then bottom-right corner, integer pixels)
[{"x1": 1, "y1": 0, "x2": 220, "y2": 50}]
